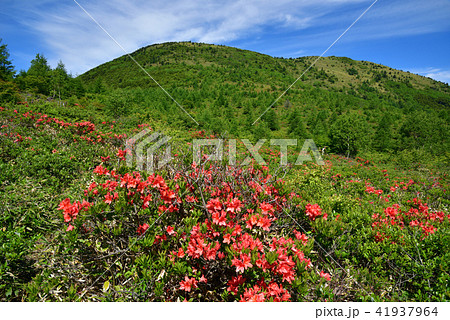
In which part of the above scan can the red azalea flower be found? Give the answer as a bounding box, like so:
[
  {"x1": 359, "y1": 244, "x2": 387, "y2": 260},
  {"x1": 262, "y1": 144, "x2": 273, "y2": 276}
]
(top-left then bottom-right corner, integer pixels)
[
  {"x1": 166, "y1": 225, "x2": 175, "y2": 236},
  {"x1": 206, "y1": 198, "x2": 222, "y2": 213},
  {"x1": 137, "y1": 223, "x2": 149, "y2": 235},
  {"x1": 227, "y1": 275, "x2": 246, "y2": 294},
  {"x1": 186, "y1": 195, "x2": 196, "y2": 203},
  {"x1": 260, "y1": 202, "x2": 274, "y2": 215},
  {"x1": 104, "y1": 192, "x2": 114, "y2": 204},
  {"x1": 179, "y1": 276, "x2": 198, "y2": 292},
  {"x1": 305, "y1": 203, "x2": 323, "y2": 221},
  {"x1": 232, "y1": 253, "x2": 253, "y2": 273},
  {"x1": 223, "y1": 233, "x2": 232, "y2": 244},
  {"x1": 293, "y1": 230, "x2": 309, "y2": 245},
  {"x1": 176, "y1": 248, "x2": 185, "y2": 258},
  {"x1": 226, "y1": 198, "x2": 242, "y2": 213},
  {"x1": 116, "y1": 148, "x2": 129, "y2": 161},
  {"x1": 212, "y1": 210, "x2": 227, "y2": 226},
  {"x1": 320, "y1": 271, "x2": 331, "y2": 281},
  {"x1": 142, "y1": 194, "x2": 152, "y2": 209},
  {"x1": 232, "y1": 257, "x2": 246, "y2": 273}
]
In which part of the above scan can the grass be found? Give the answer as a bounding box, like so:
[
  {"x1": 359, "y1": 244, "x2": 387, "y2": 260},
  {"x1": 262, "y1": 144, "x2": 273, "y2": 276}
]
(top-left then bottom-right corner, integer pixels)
[{"x1": 0, "y1": 97, "x2": 448, "y2": 301}]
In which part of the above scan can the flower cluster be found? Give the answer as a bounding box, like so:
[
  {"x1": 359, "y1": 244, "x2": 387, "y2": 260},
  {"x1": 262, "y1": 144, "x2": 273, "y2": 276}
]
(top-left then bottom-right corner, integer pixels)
[
  {"x1": 1, "y1": 106, "x2": 128, "y2": 146},
  {"x1": 167, "y1": 165, "x2": 316, "y2": 301},
  {"x1": 57, "y1": 198, "x2": 91, "y2": 231},
  {"x1": 61, "y1": 156, "x2": 321, "y2": 301},
  {"x1": 60, "y1": 163, "x2": 181, "y2": 234},
  {"x1": 365, "y1": 185, "x2": 383, "y2": 196},
  {"x1": 305, "y1": 203, "x2": 327, "y2": 221},
  {"x1": 239, "y1": 280, "x2": 291, "y2": 302},
  {"x1": 372, "y1": 198, "x2": 449, "y2": 242},
  {"x1": 179, "y1": 276, "x2": 198, "y2": 292}
]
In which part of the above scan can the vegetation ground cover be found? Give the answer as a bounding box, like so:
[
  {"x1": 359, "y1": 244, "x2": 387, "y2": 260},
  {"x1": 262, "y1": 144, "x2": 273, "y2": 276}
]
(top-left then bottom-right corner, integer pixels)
[{"x1": 0, "y1": 40, "x2": 449, "y2": 301}]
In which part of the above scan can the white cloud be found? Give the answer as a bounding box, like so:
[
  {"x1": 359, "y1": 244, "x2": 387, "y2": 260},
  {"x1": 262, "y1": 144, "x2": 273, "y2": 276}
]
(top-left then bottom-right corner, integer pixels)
[
  {"x1": 349, "y1": 0, "x2": 450, "y2": 40},
  {"x1": 6, "y1": 0, "x2": 367, "y2": 74},
  {"x1": 409, "y1": 67, "x2": 450, "y2": 84},
  {"x1": 271, "y1": 0, "x2": 450, "y2": 50}
]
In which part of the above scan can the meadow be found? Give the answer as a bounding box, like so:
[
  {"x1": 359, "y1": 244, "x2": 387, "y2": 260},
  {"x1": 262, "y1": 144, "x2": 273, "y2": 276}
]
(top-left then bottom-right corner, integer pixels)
[
  {"x1": 0, "y1": 41, "x2": 449, "y2": 301},
  {"x1": 0, "y1": 99, "x2": 448, "y2": 301}
]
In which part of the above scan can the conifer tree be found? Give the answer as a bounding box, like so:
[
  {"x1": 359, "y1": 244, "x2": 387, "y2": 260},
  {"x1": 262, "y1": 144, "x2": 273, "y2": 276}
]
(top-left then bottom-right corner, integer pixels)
[
  {"x1": 51, "y1": 60, "x2": 69, "y2": 104},
  {"x1": 288, "y1": 108, "x2": 307, "y2": 139},
  {"x1": 265, "y1": 108, "x2": 279, "y2": 131},
  {"x1": 0, "y1": 38, "x2": 15, "y2": 81},
  {"x1": 26, "y1": 54, "x2": 52, "y2": 95}
]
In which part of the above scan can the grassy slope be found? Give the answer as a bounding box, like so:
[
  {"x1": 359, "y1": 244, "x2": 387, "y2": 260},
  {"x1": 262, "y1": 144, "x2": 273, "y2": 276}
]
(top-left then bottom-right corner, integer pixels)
[
  {"x1": 80, "y1": 42, "x2": 447, "y2": 90},
  {"x1": 1, "y1": 98, "x2": 448, "y2": 301}
]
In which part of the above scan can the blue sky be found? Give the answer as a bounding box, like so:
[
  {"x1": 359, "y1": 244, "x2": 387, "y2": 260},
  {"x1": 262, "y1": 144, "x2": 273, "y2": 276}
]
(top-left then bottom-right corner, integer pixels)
[{"x1": 1, "y1": 0, "x2": 449, "y2": 83}]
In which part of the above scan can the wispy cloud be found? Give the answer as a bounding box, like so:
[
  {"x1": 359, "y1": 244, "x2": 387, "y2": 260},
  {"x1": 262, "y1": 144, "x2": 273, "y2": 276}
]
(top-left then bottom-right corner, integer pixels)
[
  {"x1": 263, "y1": 0, "x2": 450, "y2": 53},
  {"x1": 3, "y1": 0, "x2": 450, "y2": 75},
  {"x1": 409, "y1": 67, "x2": 450, "y2": 84},
  {"x1": 1, "y1": 0, "x2": 367, "y2": 73},
  {"x1": 347, "y1": 0, "x2": 450, "y2": 40}
]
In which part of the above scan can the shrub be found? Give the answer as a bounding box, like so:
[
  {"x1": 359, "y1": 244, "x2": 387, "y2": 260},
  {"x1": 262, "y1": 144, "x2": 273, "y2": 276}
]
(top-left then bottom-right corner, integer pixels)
[{"x1": 56, "y1": 155, "x2": 331, "y2": 301}]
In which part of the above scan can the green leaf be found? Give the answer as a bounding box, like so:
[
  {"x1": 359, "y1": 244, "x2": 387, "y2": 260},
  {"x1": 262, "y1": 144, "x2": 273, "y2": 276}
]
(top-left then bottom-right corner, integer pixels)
[{"x1": 103, "y1": 280, "x2": 110, "y2": 293}]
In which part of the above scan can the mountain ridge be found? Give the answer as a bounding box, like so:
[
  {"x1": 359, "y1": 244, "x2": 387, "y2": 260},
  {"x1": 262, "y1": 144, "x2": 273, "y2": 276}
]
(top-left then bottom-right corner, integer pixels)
[
  {"x1": 76, "y1": 41, "x2": 449, "y2": 157},
  {"x1": 79, "y1": 41, "x2": 448, "y2": 92}
]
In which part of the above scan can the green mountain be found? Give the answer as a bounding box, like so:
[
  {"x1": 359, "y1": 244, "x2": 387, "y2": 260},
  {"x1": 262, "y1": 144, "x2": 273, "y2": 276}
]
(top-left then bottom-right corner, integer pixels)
[
  {"x1": 78, "y1": 41, "x2": 449, "y2": 159},
  {"x1": 80, "y1": 41, "x2": 447, "y2": 92}
]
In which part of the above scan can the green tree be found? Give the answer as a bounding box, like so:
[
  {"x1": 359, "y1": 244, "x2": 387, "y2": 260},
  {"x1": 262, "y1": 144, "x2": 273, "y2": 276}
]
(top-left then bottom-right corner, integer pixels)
[
  {"x1": 51, "y1": 60, "x2": 70, "y2": 104},
  {"x1": 243, "y1": 101, "x2": 252, "y2": 115},
  {"x1": 214, "y1": 92, "x2": 228, "y2": 108},
  {"x1": 329, "y1": 112, "x2": 369, "y2": 157},
  {"x1": 89, "y1": 78, "x2": 105, "y2": 94},
  {"x1": 374, "y1": 113, "x2": 393, "y2": 152},
  {"x1": 264, "y1": 108, "x2": 279, "y2": 131},
  {"x1": 312, "y1": 120, "x2": 329, "y2": 147},
  {"x1": 68, "y1": 77, "x2": 86, "y2": 98},
  {"x1": 210, "y1": 117, "x2": 225, "y2": 135},
  {"x1": 0, "y1": 38, "x2": 15, "y2": 81},
  {"x1": 104, "y1": 90, "x2": 132, "y2": 118},
  {"x1": 26, "y1": 54, "x2": 52, "y2": 95},
  {"x1": 288, "y1": 108, "x2": 308, "y2": 139},
  {"x1": 0, "y1": 80, "x2": 20, "y2": 103},
  {"x1": 400, "y1": 111, "x2": 449, "y2": 155},
  {"x1": 253, "y1": 121, "x2": 270, "y2": 141},
  {"x1": 28, "y1": 54, "x2": 51, "y2": 77}
]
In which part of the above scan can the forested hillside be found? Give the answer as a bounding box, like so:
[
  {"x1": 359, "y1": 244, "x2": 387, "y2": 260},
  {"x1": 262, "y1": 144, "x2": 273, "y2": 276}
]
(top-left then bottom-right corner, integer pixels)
[{"x1": 78, "y1": 41, "x2": 449, "y2": 162}]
